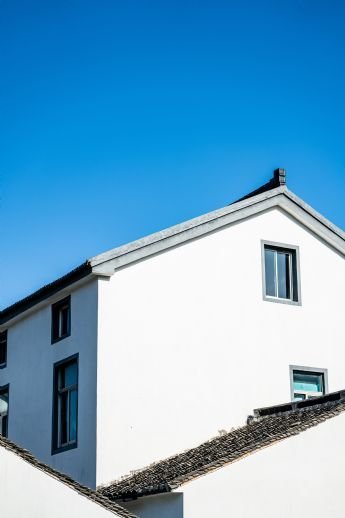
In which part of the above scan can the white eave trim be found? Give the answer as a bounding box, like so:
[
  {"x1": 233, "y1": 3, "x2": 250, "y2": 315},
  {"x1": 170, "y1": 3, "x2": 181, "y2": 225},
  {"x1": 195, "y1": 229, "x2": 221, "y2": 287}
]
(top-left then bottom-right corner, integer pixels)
[{"x1": 90, "y1": 186, "x2": 345, "y2": 276}]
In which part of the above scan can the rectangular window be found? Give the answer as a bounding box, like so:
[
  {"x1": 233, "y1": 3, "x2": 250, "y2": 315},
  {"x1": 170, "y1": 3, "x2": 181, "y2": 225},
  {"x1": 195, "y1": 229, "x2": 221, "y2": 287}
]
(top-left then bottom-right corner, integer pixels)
[
  {"x1": 0, "y1": 331, "x2": 7, "y2": 368},
  {"x1": 0, "y1": 385, "x2": 9, "y2": 438},
  {"x1": 290, "y1": 366, "x2": 328, "y2": 401},
  {"x1": 262, "y1": 242, "x2": 300, "y2": 304},
  {"x1": 52, "y1": 355, "x2": 78, "y2": 453},
  {"x1": 52, "y1": 296, "x2": 71, "y2": 343}
]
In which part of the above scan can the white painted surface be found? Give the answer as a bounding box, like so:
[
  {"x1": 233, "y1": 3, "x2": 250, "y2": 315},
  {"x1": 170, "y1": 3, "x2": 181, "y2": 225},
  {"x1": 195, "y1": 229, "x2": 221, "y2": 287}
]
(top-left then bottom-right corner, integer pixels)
[
  {"x1": 181, "y1": 412, "x2": 345, "y2": 517},
  {"x1": 96, "y1": 207, "x2": 345, "y2": 483},
  {"x1": 0, "y1": 280, "x2": 98, "y2": 488},
  {"x1": 0, "y1": 444, "x2": 121, "y2": 518},
  {"x1": 124, "y1": 493, "x2": 183, "y2": 518}
]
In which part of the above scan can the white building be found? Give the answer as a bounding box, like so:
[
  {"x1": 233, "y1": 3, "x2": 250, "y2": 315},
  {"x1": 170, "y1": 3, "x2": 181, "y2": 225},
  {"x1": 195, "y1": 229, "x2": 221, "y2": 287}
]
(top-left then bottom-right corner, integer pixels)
[
  {"x1": 0, "y1": 432, "x2": 134, "y2": 518},
  {"x1": 99, "y1": 391, "x2": 345, "y2": 518},
  {"x1": 1, "y1": 168, "x2": 344, "y2": 491}
]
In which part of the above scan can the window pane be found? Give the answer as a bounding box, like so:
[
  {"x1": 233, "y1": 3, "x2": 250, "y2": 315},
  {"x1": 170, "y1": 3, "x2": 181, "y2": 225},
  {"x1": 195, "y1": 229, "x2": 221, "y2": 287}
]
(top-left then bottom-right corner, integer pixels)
[
  {"x1": 59, "y1": 306, "x2": 69, "y2": 337},
  {"x1": 60, "y1": 391, "x2": 68, "y2": 445},
  {"x1": 293, "y1": 371, "x2": 323, "y2": 393},
  {"x1": 293, "y1": 393, "x2": 306, "y2": 401},
  {"x1": 264, "y1": 248, "x2": 276, "y2": 296},
  {"x1": 277, "y1": 252, "x2": 291, "y2": 299},
  {"x1": 69, "y1": 389, "x2": 77, "y2": 442},
  {"x1": 64, "y1": 362, "x2": 77, "y2": 387}
]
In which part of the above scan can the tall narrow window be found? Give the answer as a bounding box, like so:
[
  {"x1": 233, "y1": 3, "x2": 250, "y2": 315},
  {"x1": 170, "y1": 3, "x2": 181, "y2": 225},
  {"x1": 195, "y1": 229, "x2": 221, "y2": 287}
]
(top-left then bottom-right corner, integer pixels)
[
  {"x1": 290, "y1": 367, "x2": 327, "y2": 401},
  {"x1": 53, "y1": 355, "x2": 78, "y2": 452},
  {"x1": 52, "y1": 296, "x2": 71, "y2": 343},
  {"x1": 262, "y1": 242, "x2": 300, "y2": 304},
  {"x1": 0, "y1": 331, "x2": 7, "y2": 368},
  {"x1": 0, "y1": 385, "x2": 9, "y2": 438}
]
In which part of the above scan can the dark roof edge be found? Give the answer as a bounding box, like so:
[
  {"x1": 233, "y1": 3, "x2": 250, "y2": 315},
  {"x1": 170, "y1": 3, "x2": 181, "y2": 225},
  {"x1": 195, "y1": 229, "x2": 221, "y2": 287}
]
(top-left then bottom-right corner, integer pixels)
[
  {"x1": 232, "y1": 168, "x2": 286, "y2": 204},
  {"x1": 252, "y1": 389, "x2": 345, "y2": 419},
  {"x1": 0, "y1": 434, "x2": 136, "y2": 518},
  {"x1": 0, "y1": 261, "x2": 92, "y2": 326}
]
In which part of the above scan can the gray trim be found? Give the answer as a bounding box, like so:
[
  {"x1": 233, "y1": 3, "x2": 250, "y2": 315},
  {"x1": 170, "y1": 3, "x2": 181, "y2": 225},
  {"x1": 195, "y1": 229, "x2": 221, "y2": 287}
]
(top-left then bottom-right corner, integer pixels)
[
  {"x1": 289, "y1": 364, "x2": 329, "y2": 401},
  {"x1": 261, "y1": 240, "x2": 302, "y2": 306},
  {"x1": 1, "y1": 180, "x2": 345, "y2": 325}
]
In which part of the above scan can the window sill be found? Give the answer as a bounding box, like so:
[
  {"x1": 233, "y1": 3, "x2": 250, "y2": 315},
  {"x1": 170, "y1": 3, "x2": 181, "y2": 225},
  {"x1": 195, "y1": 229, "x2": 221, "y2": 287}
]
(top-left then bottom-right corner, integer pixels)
[
  {"x1": 263, "y1": 295, "x2": 301, "y2": 306},
  {"x1": 0, "y1": 363, "x2": 7, "y2": 369},
  {"x1": 51, "y1": 441, "x2": 77, "y2": 455},
  {"x1": 51, "y1": 333, "x2": 71, "y2": 345}
]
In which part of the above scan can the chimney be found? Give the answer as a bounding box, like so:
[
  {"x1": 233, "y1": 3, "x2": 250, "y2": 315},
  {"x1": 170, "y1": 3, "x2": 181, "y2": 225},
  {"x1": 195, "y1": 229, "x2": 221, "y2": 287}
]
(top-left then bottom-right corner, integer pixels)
[{"x1": 273, "y1": 168, "x2": 286, "y2": 186}]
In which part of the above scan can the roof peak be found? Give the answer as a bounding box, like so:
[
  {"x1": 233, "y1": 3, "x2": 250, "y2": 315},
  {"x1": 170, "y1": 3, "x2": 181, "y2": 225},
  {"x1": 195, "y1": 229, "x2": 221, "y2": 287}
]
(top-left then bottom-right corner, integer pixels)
[{"x1": 233, "y1": 167, "x2": 287, "y2": 204}]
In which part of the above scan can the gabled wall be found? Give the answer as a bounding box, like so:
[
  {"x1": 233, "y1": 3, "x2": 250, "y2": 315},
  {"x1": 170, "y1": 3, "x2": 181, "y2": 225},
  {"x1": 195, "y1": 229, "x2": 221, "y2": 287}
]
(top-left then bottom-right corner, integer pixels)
[
  {"x1": 0, "y1": 279, "x2": 98, "y2": 488},
  {"x1": 96, "y1": 207, "x2": 345, "y2": 484},
  {"x1": 182, "y1": 412, "x2": 345, "y2": 517}
]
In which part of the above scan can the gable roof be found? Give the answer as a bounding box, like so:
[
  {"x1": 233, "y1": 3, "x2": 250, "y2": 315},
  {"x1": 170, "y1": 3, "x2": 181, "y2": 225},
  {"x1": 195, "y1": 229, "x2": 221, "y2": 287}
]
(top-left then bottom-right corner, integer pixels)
[
  {"x1": 1, "y1": 169, "x2": 344, "y2": 326},
  {"x1": 98, "y1": 390, "x2": 345, "y2": 501},
  {"x1": 0, "y1": 433, "x2": 136, "y2": 518}
]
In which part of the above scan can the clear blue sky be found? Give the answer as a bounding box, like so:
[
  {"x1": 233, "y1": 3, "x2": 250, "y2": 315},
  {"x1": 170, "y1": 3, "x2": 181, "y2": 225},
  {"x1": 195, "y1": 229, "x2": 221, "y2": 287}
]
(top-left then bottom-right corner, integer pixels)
[{"x1": 1, "y1": 0, "x2": 345, "y2": 308}]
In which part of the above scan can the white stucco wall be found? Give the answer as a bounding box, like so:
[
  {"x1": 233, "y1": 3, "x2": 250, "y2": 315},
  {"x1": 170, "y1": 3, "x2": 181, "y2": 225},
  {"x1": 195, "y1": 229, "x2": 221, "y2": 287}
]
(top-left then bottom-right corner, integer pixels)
[
  {"x1": 0, "y1": 444, "x2": 122, "y2": 518},
  {"x1": 181, "y1": 411, "x2": 345, "y2": 517},
  {"x1": 96, "y1": 207, "x2": 345, "y2": 484},
  {"x1": 0, "y1": 279, "x2": 98, "y2": 488},
  {"x1": 123, "y1": 493, "x2": 183, "y2": 518}
]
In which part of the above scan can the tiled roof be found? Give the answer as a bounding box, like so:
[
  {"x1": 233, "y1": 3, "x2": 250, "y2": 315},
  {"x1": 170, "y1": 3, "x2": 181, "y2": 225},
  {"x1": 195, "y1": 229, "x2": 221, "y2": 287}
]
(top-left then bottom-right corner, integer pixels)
[
  {"x1": 99, "y1": 391, "x2": 345, "y2": 501},
  {"x1": 0, "y1": 434, "x2": 136, "y2": 518}
]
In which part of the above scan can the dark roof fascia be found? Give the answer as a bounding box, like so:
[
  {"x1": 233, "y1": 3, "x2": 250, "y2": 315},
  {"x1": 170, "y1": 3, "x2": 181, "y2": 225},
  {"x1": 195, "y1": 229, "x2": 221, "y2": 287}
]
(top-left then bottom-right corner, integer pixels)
[
  {"x1": 99, "y1": 391, "x2": 345, "y2": 501},
  {"x1": 0, "y1": 434, "x2": 136, "y2": 518},
  {"x1": 0, "y1": 261, "x2": 92, "y2": 326}
]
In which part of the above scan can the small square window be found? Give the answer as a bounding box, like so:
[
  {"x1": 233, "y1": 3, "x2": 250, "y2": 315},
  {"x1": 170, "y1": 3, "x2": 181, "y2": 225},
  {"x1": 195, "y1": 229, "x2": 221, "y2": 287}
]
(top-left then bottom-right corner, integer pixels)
[
  {"x1": 262, "y1": 242, "x2": 301, "y2": 304},
  {"x1": 0, "y1": 331, "x2": 7, "y2": 368},
  {"x1": 0, "y1": 385, "x2": 9, "y2": 438},
  {"x1": 290, "y1": 366, "x2": 328, "y2": 401},
  {"x1": 52, "y1": 355, "x2": 78, "y2": 453},
  {"x1": 51, "y1": 296, "x2": 71, "y2": 343}
]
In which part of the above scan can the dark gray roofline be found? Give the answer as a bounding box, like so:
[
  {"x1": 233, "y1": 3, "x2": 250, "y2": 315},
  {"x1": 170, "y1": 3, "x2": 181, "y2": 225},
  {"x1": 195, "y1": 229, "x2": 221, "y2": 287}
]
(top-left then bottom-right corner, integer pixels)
[
  {"x1": 2, "y1": 169, "x2": 344, "y2": 326},
  {"x1": 0, "y1": 434, "x2": 136, "y2": 518},
  {"x1": 98, "y1": 390, "x2": 345, "y2": 501},
  {"x1": 0, "y1": 262, "x2": 92, "y2": 326}
]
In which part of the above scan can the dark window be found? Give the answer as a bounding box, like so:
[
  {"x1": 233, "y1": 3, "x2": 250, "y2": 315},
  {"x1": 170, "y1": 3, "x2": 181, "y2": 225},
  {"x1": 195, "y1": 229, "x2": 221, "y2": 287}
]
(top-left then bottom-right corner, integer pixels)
[
  {"x1": 263, "y1": 245, "x2": 299, "y2": 302},
  {"x1": 52, "y1": 296, "x2": 71, "y2": 343},
  {"x1": 0, "y1": 331, "x2": 7, "y2": 367},
  {"x1": 52, "y1": 355, "x2": 78, "y2": 453},
  {"x1": 0, "y1": 385, "x2": 9, "y2": 438}
]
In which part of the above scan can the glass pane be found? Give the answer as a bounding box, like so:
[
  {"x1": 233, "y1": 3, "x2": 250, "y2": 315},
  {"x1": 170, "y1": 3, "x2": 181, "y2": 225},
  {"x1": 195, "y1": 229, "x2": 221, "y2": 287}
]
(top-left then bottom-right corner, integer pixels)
[
  {"x1": 0, "y1": 393, "x2": 9, "y2": 415},
  {"x1": 277, "y1": 252, "x2": 291, "y2": 299},
  {"x1": 264, "y1": 248, "x2": 276, "y2": 296},
  {"x1": 59, "y1": 392, "x2": 68, "y2": 445},
  {"x1": 0, "y1": 342, "x2": 6, "y2": 364},
  {"x1": 293, "y1": 371, "x2": 323, "y2": 393},
  {"x1": 59, "y1": 306, "x2": 69, "y2": 337},
  {"x1": 64, "y1": 361, "x2": 77, "y2": 388},
  {"x1": 293, "y1": 393, "x2": 306, "y2": 401},
  {"x1": 69, "y1": 389, "x2": 78, "y2": 442}
]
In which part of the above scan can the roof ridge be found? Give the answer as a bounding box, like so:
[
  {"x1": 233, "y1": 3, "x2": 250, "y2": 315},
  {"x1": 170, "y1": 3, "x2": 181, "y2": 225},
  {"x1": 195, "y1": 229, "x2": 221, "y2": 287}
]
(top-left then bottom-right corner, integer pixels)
[{"x1": 98, "y1": 394, "x2": 345, "y2": 501}]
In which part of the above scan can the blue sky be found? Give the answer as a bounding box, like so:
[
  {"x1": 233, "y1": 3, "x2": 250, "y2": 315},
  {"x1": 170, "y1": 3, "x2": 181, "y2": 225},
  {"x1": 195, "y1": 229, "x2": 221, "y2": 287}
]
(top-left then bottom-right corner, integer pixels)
[{"x1": 1, "y1": 0, "x2": 345, "y2": 307}]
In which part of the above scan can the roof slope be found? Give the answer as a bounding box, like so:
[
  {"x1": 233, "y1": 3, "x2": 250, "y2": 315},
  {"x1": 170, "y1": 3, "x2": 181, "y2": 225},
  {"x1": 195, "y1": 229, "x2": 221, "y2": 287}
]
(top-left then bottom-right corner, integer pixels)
[
  {"x1": 2, "y1": 169, "x2": 344, "y2": 325},
  {"x1": 0, "y1": 434, "x2": 136, "y2": 518},
  {"x1": 98, "y1": 390, "x2": 345, "y2": 501}
]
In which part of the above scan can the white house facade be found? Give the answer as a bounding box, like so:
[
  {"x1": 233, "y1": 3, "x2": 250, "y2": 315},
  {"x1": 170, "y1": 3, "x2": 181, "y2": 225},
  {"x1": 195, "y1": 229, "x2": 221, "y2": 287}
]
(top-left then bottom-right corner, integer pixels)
[
  {"x1": 100, "y1": 392, "x2": 345, "y2": 518},
  {"x1": 1, "y1": 169, "x2": 344, "y2": 491}
]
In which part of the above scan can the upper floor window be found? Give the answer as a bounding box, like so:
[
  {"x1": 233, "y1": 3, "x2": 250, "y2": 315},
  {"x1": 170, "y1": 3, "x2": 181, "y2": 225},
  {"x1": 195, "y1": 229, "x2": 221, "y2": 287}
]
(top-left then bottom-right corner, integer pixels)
[
  {"x1": 262, "y1": 242, "x2": 301, "y2": 304},
  {"x1": 52, "y1": 355, "x2": 78, "y2": 453},
  {"x1": 290, "y1": 366, "x2": 327, "y2": 401},
  {"x1": 51, "y1": 296, "x2": 71, "y2": 343},
  {"x1": 0, "y1": 385, "x2": 9, "y2": 438},
  {"x1": 0, "y1": 331, "x2": 7, "y2": 368}
]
